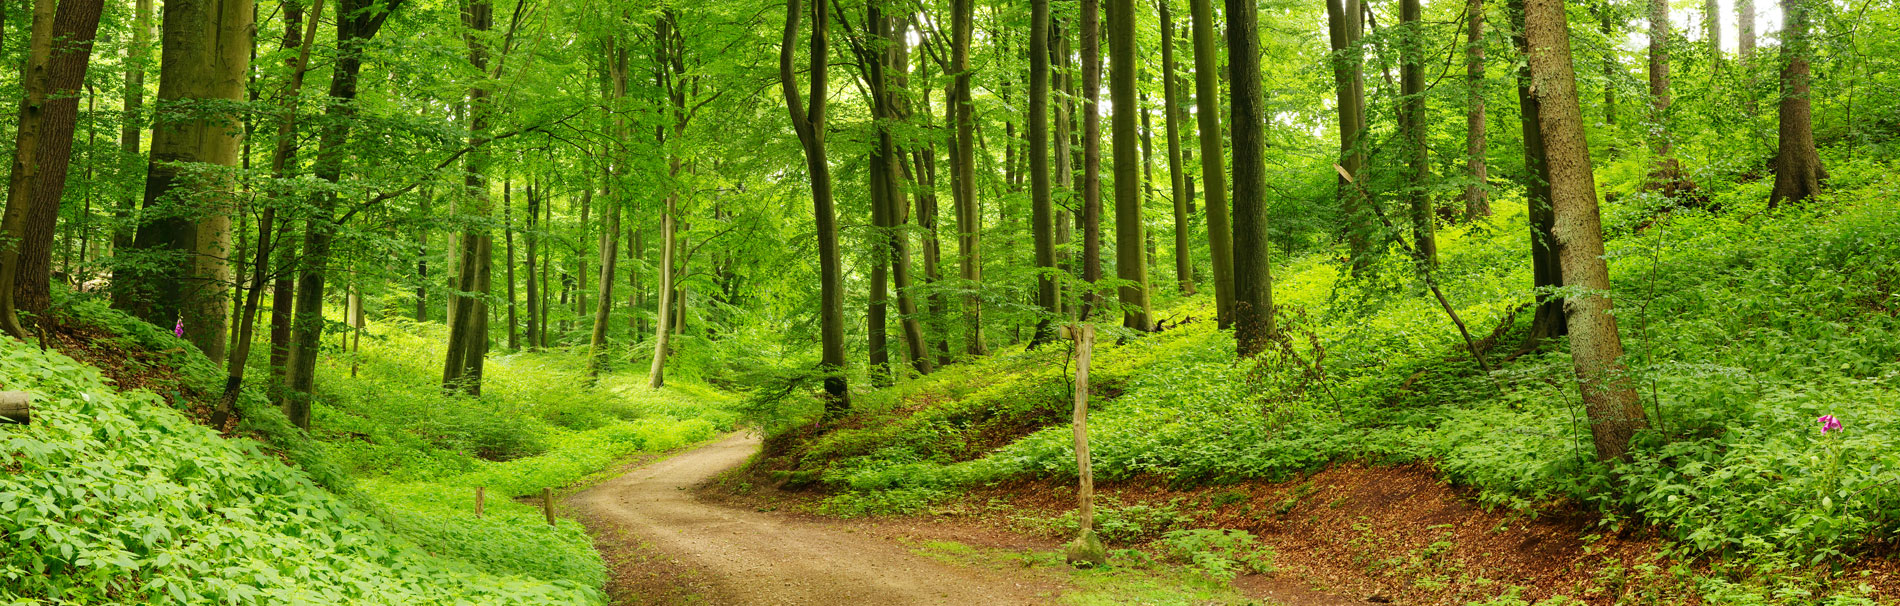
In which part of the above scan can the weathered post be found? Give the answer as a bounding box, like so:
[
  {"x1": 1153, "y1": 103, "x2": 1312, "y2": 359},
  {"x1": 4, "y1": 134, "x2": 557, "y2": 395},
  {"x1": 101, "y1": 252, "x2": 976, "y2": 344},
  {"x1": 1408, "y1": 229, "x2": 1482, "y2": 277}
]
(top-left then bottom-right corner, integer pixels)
[
  {"x1": 1063, "y1": 325, "x2": 1105, "y2": 566},
  {"x1": 474, "y1": 486, "x2": 485, "y2": 518},
  {"x1": 543, "y1": 487, "x2": 555, "y2": 527}
]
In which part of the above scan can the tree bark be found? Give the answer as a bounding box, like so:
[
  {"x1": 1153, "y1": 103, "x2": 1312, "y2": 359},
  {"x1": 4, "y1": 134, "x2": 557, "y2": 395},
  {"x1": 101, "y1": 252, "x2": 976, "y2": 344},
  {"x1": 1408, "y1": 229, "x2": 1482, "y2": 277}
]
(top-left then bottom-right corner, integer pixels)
[
  {"x1": 112, "y1": 0, "x2": 153, "y2": 256},
  {"x1": 1511, "y1": 0, "x2": 1567, "y2": 342},
  {"x1": 0, "y1": 0, "x2": 106, "y2": 339},
  {"x1": 1647, "y1": 0, "x2": 1685, "y2": 187},
  {"x1": 504, "y1": 182, "x2": 519, "y2": 351},
  {"x1": 442, "y1": 0, "x2": 496, "y2": 396},
  {"x1": 1401, "y1": 0, "x2": 1435, "y2": 264},
  {"x1": 1766, "y1": 0, "x2": 1826, "y2": 208},
  {"x1": 1227, "y1": 0, "x2": 1274, "y2": 357},
  {"x1": 220, "y1": 0, "x2": 322, "y2": 419},
  {"x1": 1160, "y1": 2, "x2": 1193, "y2": 295},
  {"x1": 1188, "y1": 0, "x2": 1234, "y2": 327},
  {"x1": 1739, "y1": 0, "x2": 1756, "y2": 115},
  {"x1": 1080, "y1": 0, "x2": 1103, "y2": 317},
  {"x1": 1328, "y1": 0, "x2": 1371, "y2": 272},
  {"x1": 1110, "y1": 0, "x2": 1152, "y2": 331},
  {"x1": 781, "y1": 0, "x2": 849, "y2": 411},
  {"x1": 1524, "y1": 0, "x2": 1648, "y2": 461},
  {"x1": 1465, "y1": 0, "x2": 1490, "y2": 219},
  {"x1": 951, "y1": 0, "x2": 984, "y2": 356},
  {"x1": 283, "y1": 0, "x2": 403, "y2": 429},
  {"x1": 1030, "y1": 0, "x2": 1058, "y2": 346}
]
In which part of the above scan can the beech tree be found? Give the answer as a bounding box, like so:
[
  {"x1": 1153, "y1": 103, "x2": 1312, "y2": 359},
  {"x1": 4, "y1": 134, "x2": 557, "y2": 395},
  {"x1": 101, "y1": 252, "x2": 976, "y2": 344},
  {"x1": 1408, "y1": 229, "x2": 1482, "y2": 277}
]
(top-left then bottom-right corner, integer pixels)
[
  {"x1": 1523, "y1": 0, "x2": 1649, "y2": 461},
  {"x1": 781, "y1": 0, "x2": 849, "y2": 411},
  {"x1": 1767, "y1": 0, "x2": 1827, "y2": 207}
]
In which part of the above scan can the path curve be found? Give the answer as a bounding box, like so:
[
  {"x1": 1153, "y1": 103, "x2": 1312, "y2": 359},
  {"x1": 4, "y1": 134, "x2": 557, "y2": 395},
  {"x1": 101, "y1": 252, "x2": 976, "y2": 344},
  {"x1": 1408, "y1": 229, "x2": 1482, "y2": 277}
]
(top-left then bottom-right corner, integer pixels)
[{"x1": 570, "y1": 432, "x2": 1051, "y2": 605}]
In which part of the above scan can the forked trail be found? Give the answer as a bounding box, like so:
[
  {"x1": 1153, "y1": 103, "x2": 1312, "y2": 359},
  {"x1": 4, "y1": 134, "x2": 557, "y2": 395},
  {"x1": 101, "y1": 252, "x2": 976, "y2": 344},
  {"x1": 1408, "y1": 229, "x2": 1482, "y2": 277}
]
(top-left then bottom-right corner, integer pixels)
[{"x1": 569, "y1": 432, "x2": 1050, "y2": 605}]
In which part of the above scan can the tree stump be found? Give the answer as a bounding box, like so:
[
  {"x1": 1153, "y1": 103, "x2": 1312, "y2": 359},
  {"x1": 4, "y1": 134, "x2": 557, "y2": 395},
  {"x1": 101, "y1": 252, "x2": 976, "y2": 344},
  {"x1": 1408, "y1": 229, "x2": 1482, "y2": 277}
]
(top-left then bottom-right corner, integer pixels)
[{"x1": 0, "y1": 392, "x2": 30, "y2": 425}]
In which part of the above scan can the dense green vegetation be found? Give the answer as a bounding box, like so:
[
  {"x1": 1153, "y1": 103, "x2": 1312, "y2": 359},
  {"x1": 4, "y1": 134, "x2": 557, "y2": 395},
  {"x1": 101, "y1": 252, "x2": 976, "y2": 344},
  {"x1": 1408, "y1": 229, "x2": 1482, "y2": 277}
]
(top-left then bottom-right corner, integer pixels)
[
  {"x1": 0, "y1": 0, "x2": 1896, "y2": 599},
  {"x1": 760, "y1": 162, "x2": 1900, "y2": 601}
]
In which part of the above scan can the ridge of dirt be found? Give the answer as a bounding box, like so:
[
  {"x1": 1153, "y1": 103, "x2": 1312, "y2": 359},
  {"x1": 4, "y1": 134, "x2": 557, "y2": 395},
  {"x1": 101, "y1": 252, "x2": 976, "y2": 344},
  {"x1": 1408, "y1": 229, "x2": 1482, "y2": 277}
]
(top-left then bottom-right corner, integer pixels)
[{"x1": 568, "y1": 432, "x2": 1061, "y2": 606}]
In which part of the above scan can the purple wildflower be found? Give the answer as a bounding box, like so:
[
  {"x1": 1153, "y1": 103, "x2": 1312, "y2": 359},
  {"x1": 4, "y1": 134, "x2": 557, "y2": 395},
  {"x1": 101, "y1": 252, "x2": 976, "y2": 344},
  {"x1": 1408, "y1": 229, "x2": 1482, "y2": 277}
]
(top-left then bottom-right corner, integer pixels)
[
  {"x1": 173, "y1": 319, "x2": 184, "y2": 338},
  {"x1": 1818, "y1": 415, "x2": 1843, "y2": 434}
]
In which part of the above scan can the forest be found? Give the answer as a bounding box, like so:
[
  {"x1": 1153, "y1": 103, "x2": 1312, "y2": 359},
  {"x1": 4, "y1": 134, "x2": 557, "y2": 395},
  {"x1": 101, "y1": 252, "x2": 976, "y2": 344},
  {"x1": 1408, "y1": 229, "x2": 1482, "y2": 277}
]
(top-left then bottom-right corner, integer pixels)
[{"x1": 0, "y1": 0, "x2": 1897, "y2": 601}]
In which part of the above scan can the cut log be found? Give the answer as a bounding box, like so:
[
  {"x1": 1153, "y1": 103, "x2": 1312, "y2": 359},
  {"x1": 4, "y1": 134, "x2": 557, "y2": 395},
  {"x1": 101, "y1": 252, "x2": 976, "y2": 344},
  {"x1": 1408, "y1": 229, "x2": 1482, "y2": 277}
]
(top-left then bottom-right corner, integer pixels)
[{"x1": 0, "y1": 392, "x2": 31, "y2": 424}]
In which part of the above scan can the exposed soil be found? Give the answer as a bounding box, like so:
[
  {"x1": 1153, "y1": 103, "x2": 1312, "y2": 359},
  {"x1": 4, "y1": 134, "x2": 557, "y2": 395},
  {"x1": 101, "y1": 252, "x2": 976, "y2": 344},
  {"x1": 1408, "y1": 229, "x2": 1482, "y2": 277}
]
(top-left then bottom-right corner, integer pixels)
[{"x1": 568, "y1": 432, "x2": 1060, "y2": 605}]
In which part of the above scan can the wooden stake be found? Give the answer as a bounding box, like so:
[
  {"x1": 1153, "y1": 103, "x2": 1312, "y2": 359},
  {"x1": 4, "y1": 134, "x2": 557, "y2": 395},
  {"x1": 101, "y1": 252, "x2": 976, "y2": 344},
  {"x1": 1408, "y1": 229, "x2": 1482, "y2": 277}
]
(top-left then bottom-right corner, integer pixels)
[
  {"x1": 1071, "y1": 324, "x2": 1095, "y2": 533},
  {"x1": 543, "y1": 487, "x2": 555, "y2": 526},
  {"x1": 474, "y1": 486, "x2": 485, "y2": 518}
]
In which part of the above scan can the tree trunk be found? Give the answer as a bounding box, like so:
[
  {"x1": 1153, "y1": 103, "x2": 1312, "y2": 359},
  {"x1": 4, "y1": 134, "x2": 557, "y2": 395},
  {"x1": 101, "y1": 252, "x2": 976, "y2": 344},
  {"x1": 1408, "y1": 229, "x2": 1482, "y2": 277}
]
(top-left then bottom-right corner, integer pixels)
[
  {"x1": 1080, "y1": 0, "x2": 1103, "y2": 317},
  {"x1": 1227, "y1": 0, "x2": 1274, "y2": 357},
  {"x1": 1511, "y1": 0, "x2": 1567, "y2": 342},
  {"x1": 1524, "y1": 0, "x2": 1648, "y2": 461},
  {"x1": 1766, "y1": 0, "x2": 1826, "y2": 208},
  {"x1": 1328, "y1": 0, "x2": 1371, "y2": 272},
  {"x1": 1051, "y1": 18, "x2": 1075, "y2": 308},
  {"x1": 1161, "y1": 3, "x2": 1193, "y2": 295},
  {"x1": 1647, "y1": 0, "x2": 1684, "y2": 187},
  {"x1": 524, "y1": 181, "x2": 539, "y2": 349},
  {"x1": 1109, "y1": 0, "x2": 1152, "y2": 331},
  {"x1": 1029, "y1": 0, "x2": 1058, "y2": 346},
  {"x1": 914, "y1": 76, "x2": 952, "y2": 368},
  {"x1": 1465, "y1": 0, "x2": 1490, "y2": 219},
  {"x1": 220, "y1": 0, "x2": 322, "y2": 419},
  {"x1": 112, "y1": 0, "x2": 152, "y2": 257},
  {"x1": 0, "y1": 0, "x2": 106, "y2": 339},
  {"x1": 1401, "y1": 0, "x2": 1435, "y2": 264},
  {"x1": 882, "y1": 14, "x2": 929, "y2": 375},
  {"x1": 781, "y1": 0, "x2": 850, "y2": 411},
  {"x1": 1739, "y1": 0, "x2": 1756, "y2": 115},
  {"x1": 1188, "y1": 0, "x2": 1234, "y2": 327},
  {"x1": 951, "y1": 0, "x2": 984, "y2": 356},
  {"x1": 504, "y1": 182, "x2": 519, "y2": 351},
  {"x1": 442, "y1": 0, "x2": 496, "y2": 396},
  {"x1": 282, "y1": 0, "x2": 400, "y2": 429}
]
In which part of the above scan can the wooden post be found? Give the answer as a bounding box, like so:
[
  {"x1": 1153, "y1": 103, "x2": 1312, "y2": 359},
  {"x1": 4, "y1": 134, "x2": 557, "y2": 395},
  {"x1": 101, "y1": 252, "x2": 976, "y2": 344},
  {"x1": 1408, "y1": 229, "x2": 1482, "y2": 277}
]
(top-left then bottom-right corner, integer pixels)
[
  {"x1": 474, "y1": 486, "x2": 485, "y2": 518},
  {"x1": 542, "y1": 487, "x2": 555, "y2": 526},
  {"x1": 1071, "y1": 324, "x2": 1095, "y2": 533},
  {"x1": 1063, "y1": 325, "x2": 1105, "y2": 566},
  {"x1": 0, "y1": 392, "x2": 30, "y2": 425}
]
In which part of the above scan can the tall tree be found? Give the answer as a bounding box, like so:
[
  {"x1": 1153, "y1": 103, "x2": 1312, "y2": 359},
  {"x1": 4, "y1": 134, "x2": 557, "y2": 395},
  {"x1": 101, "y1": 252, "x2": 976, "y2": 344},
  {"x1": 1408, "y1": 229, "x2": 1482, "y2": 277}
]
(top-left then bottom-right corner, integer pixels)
[
  {"x1": 221, "y1": 0, "x2": 324, "y2": 417},
  {"x1": 1766, "y1": 0, "x2": 1826, "y2": 207},
  {"x1": 589, "y1": 37, "x2": 626, "y2": 378},
  {"x1": 1029, "y1": 0, "x2": 1058, "y2": 345},
  {"x1": 1523, "y1": 0, "x2": 1648, "y2": 461},
  {"x1": 111, "y1": 0, "x2": 253, "y2": 361},
  {"x1": 1227, "y1": 0, "x2": 1273, "y2": 356},
  {"x1": 650, "y1": 11, "x2": 690, "y2": 388},
  {"x1": 1465, "y1": 0, "x2": 1490, "y2": 219},
  {"x1": 1109, "y1": 0, "x2": 1151, "y2": 330},
  {"x1": 1188, "y1": 0, "x2": 1234, "y2": 326},
  {"x1": 442, "y1": 0, "x2": 498, "y2": 395},
  {"x1": 951, "y1": 0, "x2": 984, "y2": 356},
  {"x1": 282, "y1": 0, "x2": 406, "y2": 428},
  {"x1": 112, "y1": 0, "x2": 153, "y2": 255},
  {"x1": 1511, "y1": 0, "x2": 1566, "y2": 342},
  {"x1": 781, "y1": 0, "x2": 849, "y2": 410},
  {"x1": 1738, "y1": 0, "x2": 1757, "y2": 114},
  {"x1": 1401, "y1": 0, "x2": 1435, "y2": 263},
  {"x1": 1647, "y1": 0, "x2": 1685, "y2": 189},
  {"x1": 1327, "y1": 0, "x2": 1370, "y2": 271},
  {"x1": 0, "y1": 0, "x2": 108, "y2": 339},
  {"x1": 1080, "y1": 0, "x2": 1103, "y2": 316},
  {"x1": 1160, "y1": 2, "x2": 1192, "y2": 294}
]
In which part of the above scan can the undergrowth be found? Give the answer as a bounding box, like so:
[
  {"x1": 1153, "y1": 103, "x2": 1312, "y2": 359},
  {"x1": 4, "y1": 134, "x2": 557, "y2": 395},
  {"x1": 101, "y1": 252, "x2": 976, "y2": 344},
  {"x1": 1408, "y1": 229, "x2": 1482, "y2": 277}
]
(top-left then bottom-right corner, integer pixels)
[{"x1": 760, "y1": 153, "x2": 1900, "y2": 602}]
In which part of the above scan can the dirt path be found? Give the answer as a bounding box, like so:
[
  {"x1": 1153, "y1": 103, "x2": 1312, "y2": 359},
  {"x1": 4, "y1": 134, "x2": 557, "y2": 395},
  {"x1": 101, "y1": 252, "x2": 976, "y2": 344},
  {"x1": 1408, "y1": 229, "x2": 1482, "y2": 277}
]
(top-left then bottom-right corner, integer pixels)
[{"x1": 569, "y1": 432, "x2": 1055, "y2": 605}]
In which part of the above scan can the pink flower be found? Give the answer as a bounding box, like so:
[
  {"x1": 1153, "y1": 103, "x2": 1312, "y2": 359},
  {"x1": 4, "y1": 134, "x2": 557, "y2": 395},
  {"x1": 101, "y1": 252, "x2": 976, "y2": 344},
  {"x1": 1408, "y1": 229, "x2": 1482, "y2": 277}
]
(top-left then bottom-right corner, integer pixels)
[
  {"x1": 1818, "y1": 415, "x2": 1843, "y2": 434},
  {"x1": 173, "y1": 319, "x2": 184, "y2": 338}
]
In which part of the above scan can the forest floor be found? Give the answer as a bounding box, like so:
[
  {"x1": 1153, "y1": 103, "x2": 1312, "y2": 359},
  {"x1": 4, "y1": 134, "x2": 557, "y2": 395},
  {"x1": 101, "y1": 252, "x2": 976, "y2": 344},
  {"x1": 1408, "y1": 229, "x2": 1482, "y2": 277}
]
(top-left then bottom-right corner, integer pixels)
[{"x1": 570, "y1": 432, "x2": 1061, "y2": 605}]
